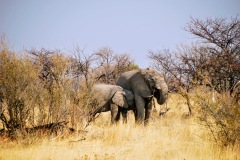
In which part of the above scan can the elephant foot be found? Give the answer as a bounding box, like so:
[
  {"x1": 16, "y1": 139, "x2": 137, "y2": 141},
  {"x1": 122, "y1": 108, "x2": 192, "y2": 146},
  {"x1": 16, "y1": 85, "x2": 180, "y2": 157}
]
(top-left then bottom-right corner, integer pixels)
[
  {"x1": 135, "y1": 119, "x2": 145, "y2": 125},
  {"x1": 144, "y1": 120, "x2": 150, "y2": 126}
]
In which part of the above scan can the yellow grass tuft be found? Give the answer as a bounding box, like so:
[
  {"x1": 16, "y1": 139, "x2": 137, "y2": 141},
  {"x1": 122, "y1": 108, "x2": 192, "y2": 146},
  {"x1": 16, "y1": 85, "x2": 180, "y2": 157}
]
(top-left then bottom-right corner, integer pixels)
[{"x1": 0, "y1": 94, "x2": 239, "y2": 160}]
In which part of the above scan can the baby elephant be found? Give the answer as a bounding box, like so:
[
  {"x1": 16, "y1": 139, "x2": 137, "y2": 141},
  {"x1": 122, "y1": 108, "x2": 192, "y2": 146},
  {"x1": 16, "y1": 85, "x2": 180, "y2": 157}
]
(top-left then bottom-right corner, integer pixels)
[{"x1": 90, "y1": 84, "x2": 135, "y2": 123}]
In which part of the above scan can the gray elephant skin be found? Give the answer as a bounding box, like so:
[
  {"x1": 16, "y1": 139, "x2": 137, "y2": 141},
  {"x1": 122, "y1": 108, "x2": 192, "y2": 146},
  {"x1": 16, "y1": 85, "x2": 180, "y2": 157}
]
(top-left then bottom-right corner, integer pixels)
[
  {"x1": 116, "y1": 68, "x2": 168, "y2": 124},
  {"x1": 90, "y1": 84, "x2": 135, "y2": 123}
]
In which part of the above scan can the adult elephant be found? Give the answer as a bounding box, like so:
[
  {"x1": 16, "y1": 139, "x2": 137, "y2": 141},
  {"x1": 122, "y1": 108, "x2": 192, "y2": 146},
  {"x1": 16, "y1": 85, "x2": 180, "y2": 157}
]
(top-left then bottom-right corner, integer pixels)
[
  {"x1": 116, "y1": 68, "x2": 168, "y2": 124},
  {"x1": 90, "y1": 84, "x2": 135, "y2": 123}
]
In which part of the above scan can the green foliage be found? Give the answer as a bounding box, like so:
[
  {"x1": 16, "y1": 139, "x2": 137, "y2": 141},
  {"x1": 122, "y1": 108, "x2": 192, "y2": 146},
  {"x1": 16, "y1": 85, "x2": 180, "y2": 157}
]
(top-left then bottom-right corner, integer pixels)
[{"x1": 129, "y1": 64, "x2": 139, "y2": 70}]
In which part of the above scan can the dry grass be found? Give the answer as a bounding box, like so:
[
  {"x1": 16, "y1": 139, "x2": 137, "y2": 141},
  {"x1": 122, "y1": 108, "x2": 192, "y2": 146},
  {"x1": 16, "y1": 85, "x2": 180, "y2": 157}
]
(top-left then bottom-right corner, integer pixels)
[{"x1": 0, "y1": 94, "x2": 239, "y2": 160}]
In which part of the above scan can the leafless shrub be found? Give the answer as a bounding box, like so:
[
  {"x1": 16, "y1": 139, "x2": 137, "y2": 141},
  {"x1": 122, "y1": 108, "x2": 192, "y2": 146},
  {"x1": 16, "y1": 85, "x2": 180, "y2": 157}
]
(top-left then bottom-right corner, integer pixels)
[
  {"x1": 193, "y1": 85, "x2": 240, "y2": 146},
  {"x1": 0, "y1": 39, "x2": 140, "y2": 141},
  {"x1": 0, "y1": 44, "x2": 90, "y2": 139},
  {"x1": 0, "y1": 45, "x2": 40, "y2": 136}
]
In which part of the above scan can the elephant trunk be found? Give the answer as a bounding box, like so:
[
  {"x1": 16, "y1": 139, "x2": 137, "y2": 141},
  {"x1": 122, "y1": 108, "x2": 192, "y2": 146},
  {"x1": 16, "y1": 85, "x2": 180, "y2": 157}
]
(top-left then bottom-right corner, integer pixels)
[
  {"x1": 156, "y1": 90, "x2": 167, "y2": 105},
  {"x1": 155, "y1": 83, "x2": 168, "y2": 105}
]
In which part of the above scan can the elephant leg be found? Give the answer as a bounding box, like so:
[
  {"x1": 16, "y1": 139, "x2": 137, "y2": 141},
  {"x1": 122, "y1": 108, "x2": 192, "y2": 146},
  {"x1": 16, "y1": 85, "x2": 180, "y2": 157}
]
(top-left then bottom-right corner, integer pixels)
[
  {"x1": 133, "y1": 110, "x2": 138, "y2": 122},
  {"x1": 116, "y1": 111, "x2": 121, "y2": 122},
  {"x1": 110, "y1": 104, "x2": 119, "y2": 124},
  {"x1": 121, "y1": 108, "x2": 128, "y2": 123},
  {"x1": 144, "y1": 98, "x2": 153, "y2": 125},
  {"x1": 115, "y1": 107, "x2": 121, "y2": 122},
  {"x1": 135, "y1": 95, "x2": 145, "y2": 124}
]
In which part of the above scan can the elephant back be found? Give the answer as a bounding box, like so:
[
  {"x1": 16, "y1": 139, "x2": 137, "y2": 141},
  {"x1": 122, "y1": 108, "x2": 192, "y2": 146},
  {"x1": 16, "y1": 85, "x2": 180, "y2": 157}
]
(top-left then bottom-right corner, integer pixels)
[
  {"x1": 92, "y1": 84, "x2": 127, "y2": 108},
  {"x1": 117, "y1": 69, "x2": 153, "y2": 98},
  {"x1": 93, "y1": 84, "x2": 114, "y2": 101},
  {"x1": 116, "y1": 70, "x2": 139, "y2": 90}
]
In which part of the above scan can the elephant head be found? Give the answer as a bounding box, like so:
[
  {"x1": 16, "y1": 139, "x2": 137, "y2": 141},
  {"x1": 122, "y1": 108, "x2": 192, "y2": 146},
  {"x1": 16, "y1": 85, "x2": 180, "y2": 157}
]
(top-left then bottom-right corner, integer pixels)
[{"x1": 140, "y1": 68, "x2": 168, "y2": 105}]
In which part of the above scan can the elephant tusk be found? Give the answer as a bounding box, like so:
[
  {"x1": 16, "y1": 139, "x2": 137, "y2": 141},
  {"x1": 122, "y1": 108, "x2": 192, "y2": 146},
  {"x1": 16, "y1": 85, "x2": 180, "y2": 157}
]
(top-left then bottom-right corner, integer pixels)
[{"x1": 147, "y1": 95, "x2": 154, "y2": 98}]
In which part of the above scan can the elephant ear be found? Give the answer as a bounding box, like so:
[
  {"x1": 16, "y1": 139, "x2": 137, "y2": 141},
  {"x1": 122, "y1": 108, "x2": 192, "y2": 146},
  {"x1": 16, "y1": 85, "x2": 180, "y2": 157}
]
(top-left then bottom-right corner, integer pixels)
[
  {"x1": 130, "y1": 70, "x2": 152, "y2": 98},
  {"x1": 112, "y1": 90, "x2": 128, "y2": 108},
  {"x1": 140, "y1": 68, "x2": 156, "y2": 89}
]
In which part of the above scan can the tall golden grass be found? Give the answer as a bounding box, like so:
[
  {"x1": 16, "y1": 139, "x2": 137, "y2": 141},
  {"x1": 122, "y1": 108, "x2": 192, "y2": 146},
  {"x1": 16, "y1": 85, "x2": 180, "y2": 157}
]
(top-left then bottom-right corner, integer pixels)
[{"x1": 0, "y1": 94, "x2": 239, "y2": 160}]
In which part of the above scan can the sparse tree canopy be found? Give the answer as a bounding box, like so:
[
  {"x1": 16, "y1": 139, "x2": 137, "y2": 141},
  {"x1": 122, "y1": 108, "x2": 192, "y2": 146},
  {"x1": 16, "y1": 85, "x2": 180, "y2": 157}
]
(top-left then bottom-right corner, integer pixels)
[
  {"x1": 150, "y1": 16, "x2": 240, "y2": 93},
  {"x1": 185, "y1": 16, "x2": 240, "y2": 92},
  {"x1": 94, "y1": 47, "x2": 138, "y2": 84},
  {"x1": 149, "y1": 16, "x2": 240, "y2": 146}
]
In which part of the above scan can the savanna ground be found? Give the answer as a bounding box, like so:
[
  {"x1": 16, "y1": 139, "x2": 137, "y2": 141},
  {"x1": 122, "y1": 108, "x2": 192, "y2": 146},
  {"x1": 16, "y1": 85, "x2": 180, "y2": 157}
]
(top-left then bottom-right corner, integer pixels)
[{"x1": 0, "y1": 94, "x2": 239, "y2": 160}]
